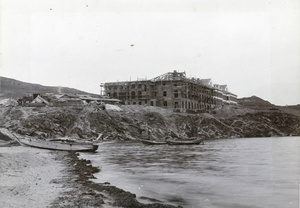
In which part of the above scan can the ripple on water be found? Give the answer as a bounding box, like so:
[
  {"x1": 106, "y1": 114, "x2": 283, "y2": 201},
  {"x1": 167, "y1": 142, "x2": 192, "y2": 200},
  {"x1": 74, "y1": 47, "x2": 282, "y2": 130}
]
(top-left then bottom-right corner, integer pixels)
[{"x1": 81, "y1": 137, "x2": 300, "y2": 208}]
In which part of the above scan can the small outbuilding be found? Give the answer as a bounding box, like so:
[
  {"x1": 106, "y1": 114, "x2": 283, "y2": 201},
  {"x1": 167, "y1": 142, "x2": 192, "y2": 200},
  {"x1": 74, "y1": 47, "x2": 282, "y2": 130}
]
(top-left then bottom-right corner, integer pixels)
[{"x1": 30, "y1": 95, "x2": 50, "y2": 106}]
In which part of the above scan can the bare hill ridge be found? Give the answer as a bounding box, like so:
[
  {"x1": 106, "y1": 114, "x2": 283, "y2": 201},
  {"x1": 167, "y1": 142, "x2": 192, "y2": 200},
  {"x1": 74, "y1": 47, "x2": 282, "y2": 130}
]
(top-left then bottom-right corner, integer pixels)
[
  {"x1": 238, "y1": 96, "x2": 274, "y2": 107},
  {"x1": 0, "y1": 76, "x2": 95, "y2": 99}
]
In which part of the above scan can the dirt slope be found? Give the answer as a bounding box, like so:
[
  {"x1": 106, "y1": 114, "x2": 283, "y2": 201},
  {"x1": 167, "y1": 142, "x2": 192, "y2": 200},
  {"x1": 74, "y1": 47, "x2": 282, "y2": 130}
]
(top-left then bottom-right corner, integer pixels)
[{"x1": 1, "y1": 104, "x2": 299, "y2": 142}]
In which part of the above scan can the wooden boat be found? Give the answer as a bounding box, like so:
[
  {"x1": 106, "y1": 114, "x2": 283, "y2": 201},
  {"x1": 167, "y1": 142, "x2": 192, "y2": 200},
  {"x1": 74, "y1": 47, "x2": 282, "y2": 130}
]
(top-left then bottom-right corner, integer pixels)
[
  {"x1": 13, "y1": 135, "x2": 98, "y2": 152},
  {"x1": 165, "y1": 137, "x2": 204, "y2": 145},
  {"x1": 0, "y1": 140, "x2": 19, "y2": 147},
  {"x1": 140, "y1": 139, "x2": 167, "y2": 145}
]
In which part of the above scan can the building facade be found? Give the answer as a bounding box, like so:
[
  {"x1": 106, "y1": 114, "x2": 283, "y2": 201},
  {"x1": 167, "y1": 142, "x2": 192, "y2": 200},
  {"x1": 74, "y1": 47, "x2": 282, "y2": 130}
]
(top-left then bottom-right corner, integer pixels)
[{"x1": 104, "y1": 71, "x2": 237, "y2": 112}]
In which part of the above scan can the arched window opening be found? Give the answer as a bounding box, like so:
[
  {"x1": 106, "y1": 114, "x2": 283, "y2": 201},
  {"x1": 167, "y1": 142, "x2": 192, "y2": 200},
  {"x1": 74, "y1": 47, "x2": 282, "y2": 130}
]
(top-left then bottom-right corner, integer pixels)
[
  {"x1": 174, "y1": 90, "x2": 179, "y2": 98},
  {"x1": 131, "y1": 91, "x2": 136, "y2": 99}
]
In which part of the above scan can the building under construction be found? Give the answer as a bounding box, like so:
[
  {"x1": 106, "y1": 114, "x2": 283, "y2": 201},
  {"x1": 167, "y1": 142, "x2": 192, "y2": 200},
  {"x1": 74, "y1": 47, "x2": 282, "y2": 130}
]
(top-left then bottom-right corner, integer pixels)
[{"x1": 104, "y1": 71, "x2": 237, "y2": 112}]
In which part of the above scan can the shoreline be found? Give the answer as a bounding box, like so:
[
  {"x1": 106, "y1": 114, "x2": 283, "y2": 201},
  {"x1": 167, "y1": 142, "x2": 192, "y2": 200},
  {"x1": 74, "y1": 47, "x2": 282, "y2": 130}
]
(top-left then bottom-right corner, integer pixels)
[
  {"x1": 0, "y1": 145, "x2": 180, "y2": 208},
  {"x1": 51, "y1": 151, "x2": 181, "y2": 208}
]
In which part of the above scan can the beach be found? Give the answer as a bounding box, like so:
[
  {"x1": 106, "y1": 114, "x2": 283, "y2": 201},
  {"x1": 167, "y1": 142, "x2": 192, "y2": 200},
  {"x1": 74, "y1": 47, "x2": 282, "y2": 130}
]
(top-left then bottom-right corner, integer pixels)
[
  {"x1": 0, "y1": 145, "x2": 179, "y2": 208},
  {"x1": 0, "y1": 146, "x2": 65, "y2": 208}
]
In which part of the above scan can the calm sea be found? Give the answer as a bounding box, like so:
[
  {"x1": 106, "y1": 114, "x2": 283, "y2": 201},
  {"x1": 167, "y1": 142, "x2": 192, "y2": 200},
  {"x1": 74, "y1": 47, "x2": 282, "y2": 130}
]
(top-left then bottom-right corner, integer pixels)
[{"x1": 80, "y1": 137, "x2": 300, "y2": 208}]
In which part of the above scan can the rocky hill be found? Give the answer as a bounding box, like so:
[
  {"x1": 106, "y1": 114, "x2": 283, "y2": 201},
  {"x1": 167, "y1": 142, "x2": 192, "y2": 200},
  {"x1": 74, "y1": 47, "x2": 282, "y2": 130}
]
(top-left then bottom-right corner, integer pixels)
[
  {"x1": 238, "y1": 96, "x2": 274, "y2": 108},
  {"x1": 0, "y1": 76, "x2": 96, "y2": 99},
  {"x1": 1, "y1": 103, "x2": 299, "y2": 142},
  {"x1": 0, "y1": 77, "x2": 299, "y2": 141}
]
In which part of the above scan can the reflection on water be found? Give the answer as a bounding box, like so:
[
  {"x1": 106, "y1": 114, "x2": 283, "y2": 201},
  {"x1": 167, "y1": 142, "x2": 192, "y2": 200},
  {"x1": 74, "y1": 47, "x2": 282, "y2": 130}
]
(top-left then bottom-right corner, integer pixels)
[{"x1": 81, "y1": 137, "x2": 300, "y2": 208}]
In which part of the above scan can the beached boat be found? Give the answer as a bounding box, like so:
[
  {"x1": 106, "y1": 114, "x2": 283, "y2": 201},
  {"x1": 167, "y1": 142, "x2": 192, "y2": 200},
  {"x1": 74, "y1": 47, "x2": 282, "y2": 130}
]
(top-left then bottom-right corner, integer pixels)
[
  {"x1": 0, "y1": 140, "x2": 19, "y2": 147},
  {"x1": 165, "y1": 137, "x2": 204, "y2": 145},
  {"x1": 13, "y1": 136, "x2": 98, "y2": 152},
  {"x1": 140, "y1": 139, "x2": 167, "y2": 145}
]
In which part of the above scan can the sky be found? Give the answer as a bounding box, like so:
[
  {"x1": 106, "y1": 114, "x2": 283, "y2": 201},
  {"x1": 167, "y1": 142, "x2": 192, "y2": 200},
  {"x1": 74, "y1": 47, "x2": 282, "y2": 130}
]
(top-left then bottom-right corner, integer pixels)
[{"x1": 1, "y1": 0, "x2": 299, "y2": 105}]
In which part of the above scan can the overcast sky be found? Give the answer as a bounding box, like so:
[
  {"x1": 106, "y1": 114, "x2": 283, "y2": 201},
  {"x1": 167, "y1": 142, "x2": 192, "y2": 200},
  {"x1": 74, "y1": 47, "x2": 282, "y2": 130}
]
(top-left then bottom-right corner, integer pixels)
[{"x1": 1, "y1": 0, "x2": 299, "y2": 105}]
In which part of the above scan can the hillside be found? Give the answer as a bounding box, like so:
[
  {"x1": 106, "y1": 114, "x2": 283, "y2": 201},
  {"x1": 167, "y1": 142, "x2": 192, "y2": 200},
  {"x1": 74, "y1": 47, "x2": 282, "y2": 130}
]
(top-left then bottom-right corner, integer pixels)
[
  {"x1": 1, "y1": 104, "x2": 300, "y2": 143},
  {"x1": 238, "y1": 96, "x2": 300, "y2": 117},
  {"x1": 238, "y1": 96, "x2": 275, "y2": 108},
  {"x1": 0, "y1": 77, "x2": 299, "y2": 141},
  {"x1": 0, "y1": 76, "x2": 96, "y2": 99}
]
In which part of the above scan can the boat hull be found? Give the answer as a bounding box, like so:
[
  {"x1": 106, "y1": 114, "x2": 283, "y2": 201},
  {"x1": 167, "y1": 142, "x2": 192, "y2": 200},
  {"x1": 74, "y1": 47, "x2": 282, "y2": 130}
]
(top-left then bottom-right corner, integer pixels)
[
  {"x1": 18, "y1": 138, "x2": 98, "y2": 152},
  {"x1": 141, "y1": 139, "x2": 167, "y2": 145},
  {"x1": 166, "y1": 138, "x2": 204, "y2": 145}
]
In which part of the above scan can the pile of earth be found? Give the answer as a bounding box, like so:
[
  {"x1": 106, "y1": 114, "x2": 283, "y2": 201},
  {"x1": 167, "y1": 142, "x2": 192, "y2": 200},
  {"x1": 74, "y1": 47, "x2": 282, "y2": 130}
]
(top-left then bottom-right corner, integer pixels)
[{"x1": 0, "y1": 104, "x2": 299, "y2": 142}]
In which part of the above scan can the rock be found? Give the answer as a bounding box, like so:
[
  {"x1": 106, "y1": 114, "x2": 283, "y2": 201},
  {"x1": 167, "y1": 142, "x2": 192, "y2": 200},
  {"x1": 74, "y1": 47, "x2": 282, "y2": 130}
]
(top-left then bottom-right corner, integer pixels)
[{"x1": 0, "y1": 105, "x2": 299, "y2": 142}]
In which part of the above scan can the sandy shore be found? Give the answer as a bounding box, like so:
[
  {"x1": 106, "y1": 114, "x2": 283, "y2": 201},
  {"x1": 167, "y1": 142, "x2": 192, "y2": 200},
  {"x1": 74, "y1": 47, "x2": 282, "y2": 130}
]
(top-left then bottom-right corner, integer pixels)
[
  {"x1": 0, "y1": 146, "x2": 66, "y2": 208},
  {"x1": 0, "y1": 145, "x2": 180, "y2": 208}
]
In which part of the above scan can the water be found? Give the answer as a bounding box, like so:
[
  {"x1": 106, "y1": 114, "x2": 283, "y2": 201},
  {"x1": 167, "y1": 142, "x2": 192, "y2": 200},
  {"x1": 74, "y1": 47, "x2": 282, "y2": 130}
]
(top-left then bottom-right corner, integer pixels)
[{"x1": 81, "y1": 137, "x2": 300, "y2": 208}]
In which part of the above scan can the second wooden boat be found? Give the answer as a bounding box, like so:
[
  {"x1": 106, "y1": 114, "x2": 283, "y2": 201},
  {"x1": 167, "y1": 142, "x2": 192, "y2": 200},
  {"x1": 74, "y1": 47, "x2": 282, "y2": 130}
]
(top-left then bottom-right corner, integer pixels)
[
  {"x1": 165, "y1": 137, "x2": 204, "y2": 145},
  {"x1": 140, "y1": 139, "x2": 167, "y2": 145}
]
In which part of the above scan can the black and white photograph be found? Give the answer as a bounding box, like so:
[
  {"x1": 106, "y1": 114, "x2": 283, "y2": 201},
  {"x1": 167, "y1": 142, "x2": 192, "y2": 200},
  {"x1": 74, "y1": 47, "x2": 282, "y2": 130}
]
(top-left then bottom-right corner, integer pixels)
[{"x1": 0, "y1": 0, "x2": 299, "y2": 207}]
